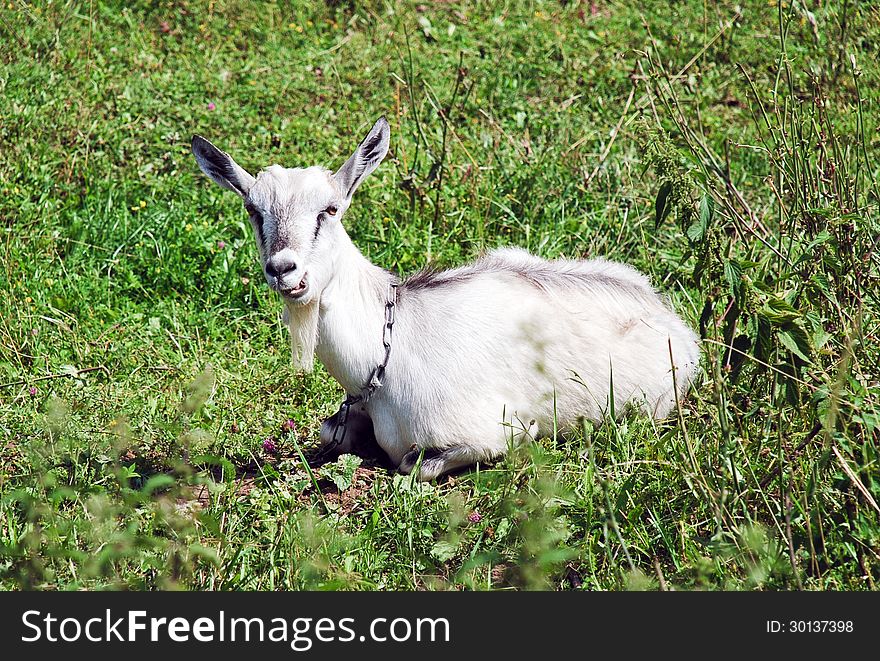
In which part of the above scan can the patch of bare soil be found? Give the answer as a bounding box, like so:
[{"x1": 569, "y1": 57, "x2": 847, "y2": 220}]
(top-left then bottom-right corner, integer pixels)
[
  {"x1": 318, "y1": 466, "x2": 380, "y2": 516},
  {"x1": 176, "y1": 430, "x2": 393, "y2": 515},
  {"x1": 176, "y1": 474, "x2": 259, "y2": 512}
]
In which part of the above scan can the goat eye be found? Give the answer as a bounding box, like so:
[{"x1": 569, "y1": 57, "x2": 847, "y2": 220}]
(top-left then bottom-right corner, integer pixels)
[{"x1": 324, "y1": 205, "x2": 338, "y2": 216}]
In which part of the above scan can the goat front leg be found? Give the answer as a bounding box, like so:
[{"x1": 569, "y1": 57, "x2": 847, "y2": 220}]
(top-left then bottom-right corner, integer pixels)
[
  {"x1": 398, "y1": 445, "x2": 486, "y2": 482},
  {"x1": 318, "y1": 401, "x2": 376, "y2": 459},
  {"x1": 318, "y1": 401, "x2": 394, "y2": 466}
]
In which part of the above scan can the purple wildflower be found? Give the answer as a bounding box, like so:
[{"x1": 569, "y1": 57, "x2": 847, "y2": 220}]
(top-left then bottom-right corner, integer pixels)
[
  {"x1": 28, "y1": 386, "x2": 37, "y2": 397},
  {"x1": 262, "y1": 437, "x2": 277, "y2": 454},
  {"x1": 207, "y1": 102, "x2": 216, "y2": 111},
  {"x1": 217, "y1": 240, "x2": 226, "y2": 249},
  {"x1": 281, "y1": 419, "x2": 296, "y2": 433},
  {"x1": 468, "y1": 511, "x2": 482, "y2": 524}
]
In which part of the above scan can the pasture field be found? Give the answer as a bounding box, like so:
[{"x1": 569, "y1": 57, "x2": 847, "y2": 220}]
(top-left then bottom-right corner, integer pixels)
[{"x1": 1, "y1": 0, "x2": 878, "y2": 590}]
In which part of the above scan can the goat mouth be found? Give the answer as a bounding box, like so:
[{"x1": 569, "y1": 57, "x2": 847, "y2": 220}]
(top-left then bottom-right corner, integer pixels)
[{"x1": 281, "y1": 275, "x2": 309, "y2": 299}]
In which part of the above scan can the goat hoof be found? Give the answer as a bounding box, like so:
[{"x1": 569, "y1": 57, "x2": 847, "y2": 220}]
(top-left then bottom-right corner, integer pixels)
[
  {"x1": 399, "y1": 448, "x2": 421, "y2": 474},
  {"x1": 399, "y1": 446, "x2": 446, "y2": 476}
]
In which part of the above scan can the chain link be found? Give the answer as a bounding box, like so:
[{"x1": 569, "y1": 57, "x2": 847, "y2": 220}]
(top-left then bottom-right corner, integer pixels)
[{"x1": 313, "y1": 282, "x2": 398, "y2": 463}]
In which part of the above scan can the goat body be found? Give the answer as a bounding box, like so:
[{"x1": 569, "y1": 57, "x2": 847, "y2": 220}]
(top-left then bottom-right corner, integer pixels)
[
  {"x1": 192, "y1": 117, "x2": 700, "y2": 480},
  {"x1": 315, "y1": 242, "x2": 700, "y2": 480}
]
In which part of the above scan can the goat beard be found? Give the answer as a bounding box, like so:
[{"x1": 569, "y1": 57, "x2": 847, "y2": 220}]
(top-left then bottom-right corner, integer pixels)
[{"x1": 283, "y1": 296, "x2": 320, "y2": 372}]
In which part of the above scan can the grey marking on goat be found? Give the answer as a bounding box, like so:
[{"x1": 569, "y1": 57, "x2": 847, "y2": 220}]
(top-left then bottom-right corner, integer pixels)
[
  {"x1": 244, "y1": 203, "x2": 266, "y2": 251},
  {"x1": 403, "y1": 268, "x2": 472, "y2": 291},
  {"x1": 404, "y1": 255, "x2": 656, "y2": 307},
  {"x1": 264, "y1": 202, "x2": 293, "y2": 256}
]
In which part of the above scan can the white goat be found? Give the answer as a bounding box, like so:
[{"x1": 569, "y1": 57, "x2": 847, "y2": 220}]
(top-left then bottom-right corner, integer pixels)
[{"x1": 192, "y1": 117, "x2": 700, "y2": 480}]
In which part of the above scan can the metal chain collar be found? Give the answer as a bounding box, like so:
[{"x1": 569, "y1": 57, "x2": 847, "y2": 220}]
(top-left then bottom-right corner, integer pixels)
[{"x1": 313, "y1": 282, "x2": 398, "y2": 462}]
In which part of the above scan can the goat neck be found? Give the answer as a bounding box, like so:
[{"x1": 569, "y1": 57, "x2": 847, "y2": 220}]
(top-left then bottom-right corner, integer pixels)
[{"x1": 315, "y1": 230, "x2": 396, "y2": 395}]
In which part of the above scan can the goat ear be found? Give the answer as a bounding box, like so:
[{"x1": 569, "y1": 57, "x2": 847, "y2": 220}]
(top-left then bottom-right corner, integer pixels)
[
  {"x1": 191, "y1": 135, "x2": 256, "y2": 197},
  {"x1": 334, "y1": 116, "x2": 390, "y2": 199}
]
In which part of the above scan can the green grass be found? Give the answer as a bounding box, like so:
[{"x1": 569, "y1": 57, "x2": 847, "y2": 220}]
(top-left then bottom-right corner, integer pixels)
[{"x1": 1, "y1": 0, "x2": 878, "y2": 590}]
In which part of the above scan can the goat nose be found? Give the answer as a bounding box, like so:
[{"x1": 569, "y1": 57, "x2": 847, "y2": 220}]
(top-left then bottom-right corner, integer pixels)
[{"x1": 265, "y1": 255, "x2": 297, "y2": 280}]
